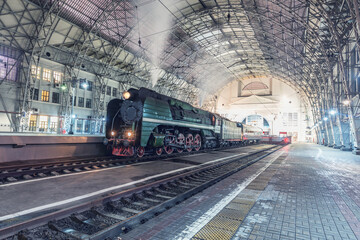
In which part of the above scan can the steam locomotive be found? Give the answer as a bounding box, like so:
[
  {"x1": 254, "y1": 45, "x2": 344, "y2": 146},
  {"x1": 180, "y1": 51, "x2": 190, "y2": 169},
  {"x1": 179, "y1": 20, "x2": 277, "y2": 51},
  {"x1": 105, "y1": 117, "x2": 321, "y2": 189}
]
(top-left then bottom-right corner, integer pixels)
[{"x1": 105, "y1": 88, "x2": 263, "y2": 157}]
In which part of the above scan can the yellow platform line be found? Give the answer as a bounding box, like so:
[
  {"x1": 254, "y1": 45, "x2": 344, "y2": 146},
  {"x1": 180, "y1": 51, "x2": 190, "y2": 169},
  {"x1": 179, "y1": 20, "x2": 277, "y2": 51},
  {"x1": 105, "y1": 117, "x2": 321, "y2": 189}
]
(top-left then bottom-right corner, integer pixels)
[{"x1": 191, "y1": 154, "x2": 288, "y2": 240}]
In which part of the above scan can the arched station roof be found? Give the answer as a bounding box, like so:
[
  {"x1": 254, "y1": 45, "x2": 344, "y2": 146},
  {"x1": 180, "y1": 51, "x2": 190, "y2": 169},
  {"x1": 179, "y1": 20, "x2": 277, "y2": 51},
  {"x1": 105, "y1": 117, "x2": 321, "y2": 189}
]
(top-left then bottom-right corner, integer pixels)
[{"x1": 0, "y1": 0, "x2": 358, "y2": 112}]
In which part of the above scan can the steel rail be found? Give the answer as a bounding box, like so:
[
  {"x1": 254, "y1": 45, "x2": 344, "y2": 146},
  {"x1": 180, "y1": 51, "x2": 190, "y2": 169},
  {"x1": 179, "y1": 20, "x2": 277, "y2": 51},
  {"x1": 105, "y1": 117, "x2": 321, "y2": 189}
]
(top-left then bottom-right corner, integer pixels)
[
  {"x1": 0, "y1": 143, "x2": 265, "y2": 184},
  {"x1": 0, "y1": 145, "x2": 282, "y2": 239}
]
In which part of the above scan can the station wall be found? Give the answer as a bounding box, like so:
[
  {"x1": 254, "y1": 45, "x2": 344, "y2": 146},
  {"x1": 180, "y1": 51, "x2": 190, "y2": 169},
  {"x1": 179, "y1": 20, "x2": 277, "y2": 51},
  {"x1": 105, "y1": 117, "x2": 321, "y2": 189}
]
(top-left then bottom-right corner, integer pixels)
[{"x1": 216, "y1": 77, "x2": 311, "y2": 142}]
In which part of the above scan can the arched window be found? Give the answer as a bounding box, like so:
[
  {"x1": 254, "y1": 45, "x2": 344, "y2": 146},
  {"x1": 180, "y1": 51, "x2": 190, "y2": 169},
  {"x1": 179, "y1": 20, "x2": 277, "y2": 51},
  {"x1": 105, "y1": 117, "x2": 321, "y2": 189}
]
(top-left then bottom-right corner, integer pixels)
[{"x1": 242, "y1": 82, "x2": 269, "y2": 90}]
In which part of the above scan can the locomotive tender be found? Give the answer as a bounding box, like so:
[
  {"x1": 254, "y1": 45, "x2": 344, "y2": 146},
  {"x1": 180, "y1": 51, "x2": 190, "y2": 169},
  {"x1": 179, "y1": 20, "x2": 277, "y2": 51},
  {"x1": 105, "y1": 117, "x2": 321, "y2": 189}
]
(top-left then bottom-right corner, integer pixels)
[{"x1": 105, "y1": 88, "x2": 263, "y2": 157}]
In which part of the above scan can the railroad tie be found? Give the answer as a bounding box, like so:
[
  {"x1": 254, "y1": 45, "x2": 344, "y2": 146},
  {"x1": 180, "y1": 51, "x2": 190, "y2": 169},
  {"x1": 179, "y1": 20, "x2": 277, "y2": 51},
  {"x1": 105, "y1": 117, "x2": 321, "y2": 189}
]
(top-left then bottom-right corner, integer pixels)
[
  {"x1": 177, "y1": 180, "x2": 198, "y2": 187},
  {"x1": 92, "y1": 208, "x2": 127, "y2": 221},
  {"x1": 144, "y1": 197, "x2": 161, "y2": 203},
  {"x1": 154, "y1": 188, "x2": 177, "y2": 196},
  {"x1": 132, "y1": 202, "x2": 149, "y2": 208},
  {"x1": 48, "y1": 222, "x2": 90, "y2": 239},
  {"x1": 70, "y1": 214, "x2": 108, "y2": 229},
  {"x1": 121, "y1": 207, "x2": 141, "y2": 214},
  {"x1": 154, "y1": 194, "x2": 172, "y2": 200}
]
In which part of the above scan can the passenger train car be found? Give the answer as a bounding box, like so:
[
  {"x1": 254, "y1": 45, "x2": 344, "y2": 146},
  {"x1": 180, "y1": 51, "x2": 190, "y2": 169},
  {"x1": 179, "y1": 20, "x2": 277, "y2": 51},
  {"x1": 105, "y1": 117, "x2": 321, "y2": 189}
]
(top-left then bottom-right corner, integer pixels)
[{"x1": 105, "y1": 88, "x2": 263, "y2": 157}]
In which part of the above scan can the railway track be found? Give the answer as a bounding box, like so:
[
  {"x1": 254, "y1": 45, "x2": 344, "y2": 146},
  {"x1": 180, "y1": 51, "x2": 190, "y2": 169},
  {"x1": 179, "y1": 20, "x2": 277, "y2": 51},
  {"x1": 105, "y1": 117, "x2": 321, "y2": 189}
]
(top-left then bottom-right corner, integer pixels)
[
  {"x1": 0, "y1": 143, "x2": 262, "y2": 184},
  {"x1": 0, "y1": 145, "x2": 282, "y2": 240}
]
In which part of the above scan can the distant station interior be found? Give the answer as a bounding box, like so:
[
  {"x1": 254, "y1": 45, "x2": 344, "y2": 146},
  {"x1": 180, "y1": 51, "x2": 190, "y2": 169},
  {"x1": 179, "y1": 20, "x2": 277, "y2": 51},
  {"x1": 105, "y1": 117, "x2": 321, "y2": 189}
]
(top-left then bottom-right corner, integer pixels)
[{"x1": 0, "y1": 0, "x2": 360, "y2": 240}]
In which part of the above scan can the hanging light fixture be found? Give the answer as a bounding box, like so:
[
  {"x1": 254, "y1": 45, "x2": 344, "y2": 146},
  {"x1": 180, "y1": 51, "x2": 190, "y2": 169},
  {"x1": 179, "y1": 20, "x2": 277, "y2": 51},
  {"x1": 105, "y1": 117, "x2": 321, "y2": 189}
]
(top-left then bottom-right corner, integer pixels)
[
  {"x1": 343, "y1": 99, "x2": 350, "y2": 105},
  {"x1": 136, "y1": 5, "x2": 141, "y2": 46}
]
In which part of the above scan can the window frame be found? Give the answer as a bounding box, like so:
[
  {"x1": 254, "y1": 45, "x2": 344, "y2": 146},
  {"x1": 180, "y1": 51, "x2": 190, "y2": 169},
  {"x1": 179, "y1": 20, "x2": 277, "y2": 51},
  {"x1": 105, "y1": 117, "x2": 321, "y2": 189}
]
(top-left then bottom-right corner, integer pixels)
[
  {"x1": 52, "y1": 92, "x2": 60, "y2": 104},
  {"x1": 86, "y1": 98, "x2": 92, "y2": 108},
  {"x1": 53, "y1": 71, "x2": 63, "y2": 84},
  {"x1": 79, "y1": 79, "x2": 86, "y2": 90},
  {"x1": 31, "y1": 88, "x2": 39, "y2": 101},
  {"x1": 41, "y1": 90, "x2": 50, "y2": 102},
  {"x1": 42, "y1": 68, "x2": 51, "y2": 82},
  {"x1": 112, "y1": 88, "x2": 117, "y2": 97},
  {"x1": 106, "y1": 86, "x2": 111, "y2": 96},
  {"x1": 31, "y1": 65, "x2": 41, "y2": 79},
  {"x1": 87, "y1": 81, "x2": 93, "y2": 91},
  {"x1": 78, "y1": 97, "x2": 85, "y2": 107}
]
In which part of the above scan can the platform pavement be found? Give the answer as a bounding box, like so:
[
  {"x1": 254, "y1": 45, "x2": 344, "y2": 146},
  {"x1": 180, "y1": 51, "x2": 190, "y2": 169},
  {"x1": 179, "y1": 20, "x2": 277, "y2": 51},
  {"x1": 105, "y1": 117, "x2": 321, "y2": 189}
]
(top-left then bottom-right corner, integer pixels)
[
  {"x1": 120, "y1": 143, "x2": 360, "y2": 240},
  {"x1": 232, "y1": 143, "x2": 360, "y2": 240}
]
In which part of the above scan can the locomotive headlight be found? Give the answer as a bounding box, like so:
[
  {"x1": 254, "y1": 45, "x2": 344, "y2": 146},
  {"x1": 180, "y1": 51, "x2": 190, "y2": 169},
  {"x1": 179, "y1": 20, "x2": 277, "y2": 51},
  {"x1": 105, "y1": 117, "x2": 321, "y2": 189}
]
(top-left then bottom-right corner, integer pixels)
[{"x1": 123, "y1": 91, "x2": 131, "y2": 100}]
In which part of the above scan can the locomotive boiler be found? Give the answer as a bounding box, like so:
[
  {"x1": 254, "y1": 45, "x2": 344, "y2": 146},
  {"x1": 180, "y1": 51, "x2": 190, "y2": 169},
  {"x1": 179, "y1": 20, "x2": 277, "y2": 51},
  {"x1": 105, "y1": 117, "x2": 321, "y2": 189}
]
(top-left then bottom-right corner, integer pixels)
[{"x1": 105, "y1": 88, "x2": 263, "y2": 157}]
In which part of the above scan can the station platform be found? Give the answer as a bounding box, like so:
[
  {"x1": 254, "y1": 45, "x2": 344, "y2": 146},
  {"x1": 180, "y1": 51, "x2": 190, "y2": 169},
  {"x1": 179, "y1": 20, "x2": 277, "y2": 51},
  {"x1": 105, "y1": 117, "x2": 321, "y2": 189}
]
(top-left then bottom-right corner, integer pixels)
[
  {"x1": 0, "y1": 133, "x2": 105, "y2": 163},
  {"x1": 121, "y1": 143, "x2": 360, "y2": 240}
]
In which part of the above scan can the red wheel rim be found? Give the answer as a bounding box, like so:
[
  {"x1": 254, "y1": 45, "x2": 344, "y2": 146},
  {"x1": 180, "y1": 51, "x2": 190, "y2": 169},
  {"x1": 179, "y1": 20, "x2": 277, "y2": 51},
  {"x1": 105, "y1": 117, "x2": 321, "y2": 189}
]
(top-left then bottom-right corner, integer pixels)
[
  {"x1": 156, "y1": 148, "x2": 162, "y2": 155},
  {"x1": 176, "y1": 133, "x2": 185, "y2": 153},
  {"x1": 194, "y1": 134, "x2": 201, "y2": 151},
  {"x1": 164, "y1": 145, "x2": 174, "y2": 154},
  {"x1": 136, "y1": 146, "x2": 145, "y2": 158},
  {"x1": 164, "y1": 135, "x2": 175, "y2": 154},
  {"x1": 185, "y1": 133, "x2": 193, "y2": 152}
]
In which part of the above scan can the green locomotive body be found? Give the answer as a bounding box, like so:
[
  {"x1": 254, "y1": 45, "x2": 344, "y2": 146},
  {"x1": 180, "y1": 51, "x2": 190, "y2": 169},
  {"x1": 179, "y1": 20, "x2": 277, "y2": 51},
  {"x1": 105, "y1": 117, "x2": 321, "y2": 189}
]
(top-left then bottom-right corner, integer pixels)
[{"x1": 105, "y1": 87, "x2": 261, "y2": 157}]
